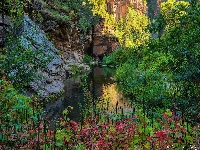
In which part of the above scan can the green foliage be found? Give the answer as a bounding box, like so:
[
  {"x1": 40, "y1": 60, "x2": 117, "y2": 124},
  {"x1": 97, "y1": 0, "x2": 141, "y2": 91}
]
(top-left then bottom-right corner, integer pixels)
[
  {"x1": 104, "y1": 0, "x2": 200, "y2": 123},
  {"x1": 115, "y1": 6, "x2": 150, "y2": 47},
  {"x1": 89, "y1": 0, "x2": 107, "y2": 17},
  {"x1": 0, "y1": 78, "x2": 34, "y2": 143},
  {"x1": 115, "y1": 47, "x2": 174, "y2": 104},
  {"x1": 89, "y1": 0, "x2": 116, "y2": 34},
  {"x1": 161, "y1": 0, "x2": 189, "y2": 27},
  {"x1": 83, "y1": 54, "x2": 94, "y2": 64},
  {"x1": 70, "y1": 64, "x2": 80, "y2": 74},
  {"x1": 0, "y1": 0, "x2": 52, "y2": 89},
  {"x1": 102, "y1": 45, "x2": 144, "y2": 67},
  {"x1": 1, "y1": 37, "x2": 51, "y2": 89},
  {"x1": 102, "y1": 47, "x2": 126, "y2": 66},
  {"x1": 44, "y1": 0, "x2": 99, "y2": 34}
]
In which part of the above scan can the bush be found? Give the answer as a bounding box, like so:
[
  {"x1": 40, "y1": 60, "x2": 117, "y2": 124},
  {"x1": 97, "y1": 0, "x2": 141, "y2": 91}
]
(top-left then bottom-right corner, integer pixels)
[{"x1": 83, "y1": 54, "x2": 94, "y2": 64}]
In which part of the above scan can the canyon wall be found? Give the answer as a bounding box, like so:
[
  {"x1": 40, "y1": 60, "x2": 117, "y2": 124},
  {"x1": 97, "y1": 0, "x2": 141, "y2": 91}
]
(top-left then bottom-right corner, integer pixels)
[
  {"x1": 106, "y1": 0, "x2": 147, "y2": 20},
  {"x1": 92, "y1": 19, "x2": 120, "y2": 59}
]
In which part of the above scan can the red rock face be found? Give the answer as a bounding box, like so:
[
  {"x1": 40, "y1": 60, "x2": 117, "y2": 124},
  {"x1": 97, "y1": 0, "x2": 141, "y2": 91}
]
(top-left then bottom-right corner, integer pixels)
[
  {"x1": 92, "y1": 19, "x2": 120, "y2": 57},
  {"x1": 43, "y1": 22, "x2": 92, "y2": 61},
  {"x1": 106, "y1": 0, "x2": 147, "y2": 20}
]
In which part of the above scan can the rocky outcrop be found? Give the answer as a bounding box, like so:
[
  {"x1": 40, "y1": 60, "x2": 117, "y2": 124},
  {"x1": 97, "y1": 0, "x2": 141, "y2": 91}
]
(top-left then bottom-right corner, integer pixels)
[
  {"x1": 92, "y1": 19, "x2": 120, "y2": 58},
  {"x1": 13, "y1": 15, "x2": 90, "y2": 98},
  {"x1": 40, "y1": 15, "x2": 119, "y2": 60},
  {"x1": 17, "y1": 15, "x2": 65, "y2": 98},
  {"x1": 41, "y1": 21, "x2": 92, "y2": 62}
]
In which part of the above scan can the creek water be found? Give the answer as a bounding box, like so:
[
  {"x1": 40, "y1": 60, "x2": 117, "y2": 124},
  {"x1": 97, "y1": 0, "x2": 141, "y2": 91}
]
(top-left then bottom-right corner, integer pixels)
[{"x1": 44, "y1": 66, "x2": 131, "y2": 122}]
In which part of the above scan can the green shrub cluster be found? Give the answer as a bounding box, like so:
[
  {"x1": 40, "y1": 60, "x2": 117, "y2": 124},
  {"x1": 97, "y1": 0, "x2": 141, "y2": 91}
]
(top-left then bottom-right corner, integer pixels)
[
  {"x1": 114, "y1": 6, "x2": 150, "y2": 47},
  {"x1": 1, "y1": 39, "x2": 51, "y2": 89},
  {"x1": 0, "y1": 78, "x2": 33, "y2": 130},
  {"x1": 83, "y1": 54, "x2": 94, "y2": 64},
  {"x1": 103, "y1": 0, "x2": 200, "y2": 123},
  {"x1": 42, "y1": 0, "x2": 99, "y2": 34}
]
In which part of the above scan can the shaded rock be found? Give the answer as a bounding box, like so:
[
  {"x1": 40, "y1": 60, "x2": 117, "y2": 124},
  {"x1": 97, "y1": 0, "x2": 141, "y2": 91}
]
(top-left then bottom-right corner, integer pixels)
[
  {"x1": 41, "y1": 18, "x2": 93, "y2": 62},
  {"x1": 44, "y1": 80, "x2": 64, "y2": 94},
  {"x1": 92, "y1": 19, "x2": 120, "y2": 58},
  {"x1": 20, "y1": 15, "x2": 58, "y2": 57},
  {"x1": 13, "y1": 15, "x2": 66, "y2": 98},
  {"x1": 0, "y1": 14, "x2": 10, "y2": 47},
  {"x1": 93, "y1": 45, "x2": 108, "y2": 56},
  {"x1": 46, "y1": 57, "x2": 64, "y2": 75}
]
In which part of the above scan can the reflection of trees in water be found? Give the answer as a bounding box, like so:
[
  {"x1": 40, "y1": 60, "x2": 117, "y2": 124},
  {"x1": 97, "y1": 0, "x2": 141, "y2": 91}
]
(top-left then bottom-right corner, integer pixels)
[
  {"x1": 44, "y1": 77, "x2": 84, "y2": 122},
  {"x1": 97, "y1": 83, "x2": 132, "y2": 115},
  {"x1": 45, "y1": 73, "x2": 199, "y2": 126},
  {"x1": 63, "y1": 77, "x2": 84, "y2": 122},
  {"x1": 44, "y1": 67, "x2": 130, "y2": 121}
]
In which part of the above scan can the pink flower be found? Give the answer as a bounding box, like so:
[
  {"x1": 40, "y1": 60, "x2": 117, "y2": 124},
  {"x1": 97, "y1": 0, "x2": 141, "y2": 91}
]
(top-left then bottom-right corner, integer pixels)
[
  {"x1": 116, "y1": 122, "x2": 126, "y2": 130},
  {"x1": 197, "y1": 113, "x2": 200, "y2": 118},
  {"x1": 155, "y1": 130, "x2": 167, "y2": 141},
  {"x1": 70, "y1": 120, "x2": 79, "y2": 129}
]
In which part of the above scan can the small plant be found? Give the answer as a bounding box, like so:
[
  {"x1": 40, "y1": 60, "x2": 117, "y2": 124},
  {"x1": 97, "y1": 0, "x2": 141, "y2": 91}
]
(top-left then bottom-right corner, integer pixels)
[
  {"x1": 70, "y1": 64, "x2": 79, "y2": 74},
  {"x1": 83, "y1": 54, "x2": 94, "y2": 64}
]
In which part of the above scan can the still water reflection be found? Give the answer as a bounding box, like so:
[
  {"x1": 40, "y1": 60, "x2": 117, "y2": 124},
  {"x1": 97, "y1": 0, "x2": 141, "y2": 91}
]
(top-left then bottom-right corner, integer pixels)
[{"x1": 44, "y1": 67, "x2": 131, "y2": 122}]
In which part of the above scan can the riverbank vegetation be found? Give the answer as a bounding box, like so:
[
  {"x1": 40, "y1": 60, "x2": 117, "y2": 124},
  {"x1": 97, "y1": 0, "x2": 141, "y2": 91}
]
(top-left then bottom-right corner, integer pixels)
[
  {"x1": 103, "y1": 0, "x2": 200, "y2": 123},
  {"x1": 0, "y1": 0, "x2": 200, "y2": 149},
  {"x1": 1, "y1": 76, "x2": 200, "y2": 149}
]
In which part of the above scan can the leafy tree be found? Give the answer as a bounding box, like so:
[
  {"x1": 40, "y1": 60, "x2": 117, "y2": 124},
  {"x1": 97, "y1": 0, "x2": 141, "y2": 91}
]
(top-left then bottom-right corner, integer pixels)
[
  {"x1": 115, "y1": 6, "x2": 150, "y2": 47},
  {"x1": 42, "y1": 0, "x2": 99, "y2": 34},
  {"x1": 104, "y1": 0, "x2": 200, "y2": 124},
  {"x1": 89, "y1": 0, "x2": 107, "y2": 17},
  {"x1": 160, "y1": 0, "x2": 189, "y2": 27}
]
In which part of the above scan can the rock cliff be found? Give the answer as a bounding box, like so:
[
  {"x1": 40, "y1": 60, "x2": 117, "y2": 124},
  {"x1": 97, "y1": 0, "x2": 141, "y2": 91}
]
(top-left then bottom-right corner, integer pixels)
[
  {"x1": 40, "y1": 16, "x2": 92, "y2": 63},
  {"x1": 0, "y1": 14, "x2": 90, "y2": 98},
  {"x1": 18, "y1": 15, "x2": 65, "y2": 98},
  {"x1": 92, "y1": 19, "x2": 120, "y2": 59},
  {"x1": 106, "y1": 0, "x2": 147, "y2": 20}
]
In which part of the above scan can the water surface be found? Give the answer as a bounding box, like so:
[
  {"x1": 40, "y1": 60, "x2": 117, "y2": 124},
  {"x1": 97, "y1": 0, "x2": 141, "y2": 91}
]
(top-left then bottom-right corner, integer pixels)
[{"x1": 44, "y1": 66, "x2": 131, "y2": 122}]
